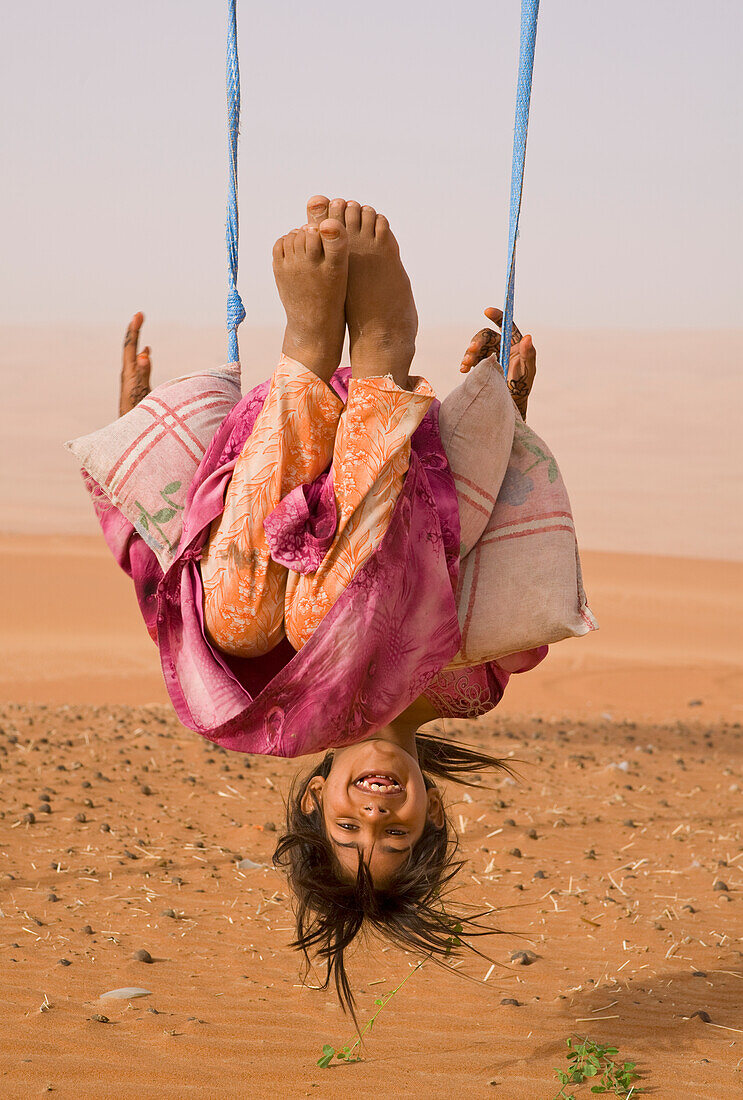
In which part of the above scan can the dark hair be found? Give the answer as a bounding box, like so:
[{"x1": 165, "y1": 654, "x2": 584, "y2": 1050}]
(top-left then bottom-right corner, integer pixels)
[{"x1": 272, "y1": 731, "x2": 513, "y2": 1019}]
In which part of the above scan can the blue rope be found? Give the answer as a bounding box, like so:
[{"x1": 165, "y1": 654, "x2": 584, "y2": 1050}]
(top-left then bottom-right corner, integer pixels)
[
  {"x1": 226, "y1": 0, "x2": 245, "y2": 364},
  {"x1": 500, "y1": 0, "x2": 540, "y2": 380}
]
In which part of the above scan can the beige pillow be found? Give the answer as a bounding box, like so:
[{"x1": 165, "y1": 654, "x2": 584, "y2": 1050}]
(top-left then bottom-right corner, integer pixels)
[
  {"x1": 438, "y1": 358, "x2": 515, "y2": 557},
  {"x1": 439, "y1": 357, "x2": 597, "y2": 665},
  {"x1": 65, "y1": 364, "x2": 242, "y2": 570}
]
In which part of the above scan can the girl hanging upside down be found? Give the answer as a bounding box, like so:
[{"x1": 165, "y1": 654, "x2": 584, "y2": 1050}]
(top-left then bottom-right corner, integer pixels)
[{"x1": 111, "y1": 196, "x2": 545, "y2": 1015}]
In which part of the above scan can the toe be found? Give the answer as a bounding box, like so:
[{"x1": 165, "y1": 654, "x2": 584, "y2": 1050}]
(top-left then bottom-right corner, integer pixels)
[
  {"x1": 307, "y1": 195, "x2": 330, "y2": 228},
  {"x1": 360, "y1": 205, "x2": 377, "y2": 236},
  {"x1": 294, "y1": 227, "x2": 307, "y2": 254},
  {"x1": 318, "y1": 218, "x2": 348, "y2": 262},
  {"x1": 344, "y1": 201, "x2": 362, "y2": 233},
  {"x1": 305, "y1": 225, "x2": 322, "y2": 260},
  {"x1": 283, "y1": 230, "x2": 298, "y2": 256},
  {"x1": 375, "y1": 213, "x2": 390, "y2": 239},
  {"x1": 272, "y1": 236, "x2": 285, "y2": 263},
  {"x1": 328, "y1": 198, "x2": 347, "y2": 223}
]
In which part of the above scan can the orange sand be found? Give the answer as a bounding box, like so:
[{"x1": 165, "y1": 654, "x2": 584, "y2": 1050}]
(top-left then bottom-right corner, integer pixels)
[{"x1": 0, "y1": 538, "x2": 741, "y2": 1097}]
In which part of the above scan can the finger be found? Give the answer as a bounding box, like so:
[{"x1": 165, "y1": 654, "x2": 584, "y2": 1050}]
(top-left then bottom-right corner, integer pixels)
[
  {"x1": 484, "y1": 306, "x2": 523, "y2": 345},
  {"x1": 123, "y1": 311, "x2": 144, "y2": 375},
  {"x1": 521, "y1": 333, "x2": 536, "y2": 366},
  {"x1": 460, "y1": 328, "x2": 500, "y2": 370}
]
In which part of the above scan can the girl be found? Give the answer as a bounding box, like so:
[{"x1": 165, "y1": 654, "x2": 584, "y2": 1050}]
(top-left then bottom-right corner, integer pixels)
[{"x1": 111, "y1": 197, "x2": 544, "y2": 1014}]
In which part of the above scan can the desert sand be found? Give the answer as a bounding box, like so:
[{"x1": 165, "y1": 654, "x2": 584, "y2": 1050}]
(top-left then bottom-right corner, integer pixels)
[
  {"x1": 1, "y1": 323, "x2": 741, "y2": 1096},
  {"x1": 1, "y1": 538, "x2": 741, "y2": 1098}
]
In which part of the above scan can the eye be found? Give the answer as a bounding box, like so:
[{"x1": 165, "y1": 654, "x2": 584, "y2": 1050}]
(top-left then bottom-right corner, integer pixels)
[{"x1": 337, "y1": 822, "x2": 359, "y2": 831}]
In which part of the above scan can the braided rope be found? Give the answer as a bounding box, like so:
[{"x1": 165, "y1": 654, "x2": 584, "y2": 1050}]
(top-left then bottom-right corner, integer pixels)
[
  {"x1": 500, "y1": 0, "x2": 540, "y2": 379},
  {"x1": 226, "y1": 0, "x2": 245, "y2": 364}
]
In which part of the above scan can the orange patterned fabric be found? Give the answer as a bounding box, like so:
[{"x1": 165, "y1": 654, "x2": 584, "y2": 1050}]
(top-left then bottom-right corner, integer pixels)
[{"x1": 201, "y1": 355, "x2": 434, "y2": 658}]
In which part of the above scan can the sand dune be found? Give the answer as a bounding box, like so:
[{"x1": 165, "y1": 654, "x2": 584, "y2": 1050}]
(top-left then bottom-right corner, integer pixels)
[{"x1": 1, "y1": 536, "x2": 740, "y2": 726}]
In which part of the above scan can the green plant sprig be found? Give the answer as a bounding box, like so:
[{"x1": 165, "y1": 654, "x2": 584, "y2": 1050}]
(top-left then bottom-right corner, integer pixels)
[
  {"x1": 552, "y1": 1035, "x2": 644, "y2": 1098},
  {"x1": 317, "y1": 960, "x2": 424, "y2": 1068}
]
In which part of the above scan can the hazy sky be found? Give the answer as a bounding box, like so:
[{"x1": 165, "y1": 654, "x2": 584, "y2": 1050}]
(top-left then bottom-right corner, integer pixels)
[{"x1": 3, "y1": 1, "x2": 741, "y2": 333}]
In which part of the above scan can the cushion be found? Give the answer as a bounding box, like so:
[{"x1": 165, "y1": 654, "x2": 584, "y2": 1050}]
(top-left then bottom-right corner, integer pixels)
[
  {"x1": 440, "y1": 358, "x2": 597, "y2": 666},
  {"x1": 66, "y1": 363, "x2": 242, "y2": 570},
  {"x1": 438, "y1": 357, "x2": 515, "y2": 557}
]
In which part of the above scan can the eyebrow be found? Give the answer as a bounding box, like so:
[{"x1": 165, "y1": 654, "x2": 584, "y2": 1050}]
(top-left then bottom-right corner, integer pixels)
[{"x1": 333, "y1": 839, "x2": 412, "y2": 856}]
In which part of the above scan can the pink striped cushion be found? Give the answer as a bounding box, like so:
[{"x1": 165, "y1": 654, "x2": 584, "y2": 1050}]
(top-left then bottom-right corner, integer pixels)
[
  {"x1": 66, "y1": 364, "x2": 241, "y2": 570},
  {"x1": 439, "y1": 357, "x2": 597, "y2": 665}
]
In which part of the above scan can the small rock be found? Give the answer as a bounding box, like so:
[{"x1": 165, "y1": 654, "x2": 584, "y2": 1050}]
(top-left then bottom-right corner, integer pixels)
[
  {"x1": 161, "y1": 908, "x2": 177, "y2": 919},
  {"x1": 141, "y1": 785, "x2": 152, "y2": 796},
  {"x1": 58, "y1": 959, "x2": 71, "y2": 966},
  {"x1": 692, "y1": 971, "x2": 708, "y2": 978},
  {"x1": 263, "y1": 822, "x2": 277, "y2": 832},
  {"x1": 23, "y1": 812, "x2": 35, "y2": 824},
  {"x1": 503, "y1": 818, "x2": 516, "y2": 828},
  {"x1": 82, "y1": 925, "x2": 94, "y2": 935},
  {"x1": 91, "y1": 1014, "x2": 109, "y2": 1023},
  {"x1": 100, "y1": 823, "x2": 110, "y2": 833},
  {"x1": 682, "y1": 904, "x2": 697, "y2": 913},
  {"x1": 39, "y1": 793, "x2": 51, "y2": 802},
  {"x1": 37, "y1": 803, "x2": 52, "y2": 814},
  {"x1": 81, "y1": 781, "x2": 91, "y2": 789},
  {"x1": 713, "y1": 881, "x2": 729, "y2": 892},
  {"x1": 500, "y1": 998, "x2": 521, "y2": 1006},
  {"x1": 533, "y1": 870, "x2": 547, "y2": 879},
  {"x1": 688, "y1": 699, "x2": 703, "y2": 707},
  {"x1": 237, "y1": 858, "x2": 262, "y2": 871},
  {"x1": 123, "y1": 850, "x2": 138, "y2": 860},
  {"x1": 47, "y1": 893, "x2": 59, "y2": 903},
  {"x1": 75, "y1": 813, "x2": 86, "y2": 823},
  {"x1": 132, "y1": 949, "x2": 153, "y2": 963},
  {"x1": 510, "y1": 950, "x2": 537, "y2": 966},
  {"x1": 508, "y1": 848, "x2": 522, "y2": 859},
  {"x1": 689, "y1": 1010, "x2": 711, "y2": 1022},
  {"x1": 624, "y1": 819, "x2": 637, "y2": 828},
  {"x1": 526, "y1": 828, "x2": 538, "y2": 840},
  {"x1": 584, "y1": 849, "x2": 597, "y2": 860}
]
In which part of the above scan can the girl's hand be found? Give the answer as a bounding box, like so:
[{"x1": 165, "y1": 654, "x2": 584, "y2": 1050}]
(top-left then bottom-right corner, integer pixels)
[
  {"x1": 459, "y1": 306, "x2": 537, "y2": 420},
  {"x1": 119, "y1": 311, "x2": 152, "y2": 416}
]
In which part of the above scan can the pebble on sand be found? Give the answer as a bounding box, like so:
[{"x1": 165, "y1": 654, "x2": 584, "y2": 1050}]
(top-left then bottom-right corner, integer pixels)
[
  {"x1": 510, "y1": 950, "x2": 537, "y2": 966},
  {"x1": 99, "y1": 987, "x2": 152, "y2": 1000},
  {"x1": 237, "y1": 858, "x2": 262, "y2": 870},
  {"x1": 132, "y1": 948, "x2": 153, "y2": 963}
]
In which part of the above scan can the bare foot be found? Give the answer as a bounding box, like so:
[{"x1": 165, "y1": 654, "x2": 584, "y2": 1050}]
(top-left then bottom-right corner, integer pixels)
[
  {"x1": 459, "y1": 306, "x2": 537, "y2": 420},
  {"x1": 306, "y1": 196, "x2": 417, "y2": 389},
  {"x1": 272, "y1": 219, "x2": 348, "y2": 383},
  {"x1": 119, "y1": 312, "x2": 152, "y2": 416}
]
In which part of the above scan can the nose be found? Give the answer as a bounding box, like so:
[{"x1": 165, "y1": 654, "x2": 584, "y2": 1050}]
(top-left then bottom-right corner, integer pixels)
[{"x1": 362, "y1": 803, "x2": 389, "y2": 816}]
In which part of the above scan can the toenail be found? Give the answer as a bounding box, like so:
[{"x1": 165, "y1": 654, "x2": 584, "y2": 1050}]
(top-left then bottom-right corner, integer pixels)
[{"x1": 321, "y1": 227, "x2": 340, "y2": 239}]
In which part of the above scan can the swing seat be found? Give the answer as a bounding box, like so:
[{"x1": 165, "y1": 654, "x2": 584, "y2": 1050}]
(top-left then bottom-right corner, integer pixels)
[
  {"x1": 440, "y1": 356, "x2": 596, "y2": 666},
  {"x1": 66, "y1": 363, "x2": 242, "y2": 570}
]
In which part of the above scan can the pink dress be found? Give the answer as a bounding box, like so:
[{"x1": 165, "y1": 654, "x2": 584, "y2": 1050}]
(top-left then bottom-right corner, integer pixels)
[{"x1": 88, "y1": 366, "x2": 546, "y2": 757}]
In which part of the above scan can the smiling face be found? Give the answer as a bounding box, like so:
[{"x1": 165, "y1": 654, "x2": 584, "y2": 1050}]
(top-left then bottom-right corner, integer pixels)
[{"x1": 300, "y1": 739, "x2": 444, "y2": 887}]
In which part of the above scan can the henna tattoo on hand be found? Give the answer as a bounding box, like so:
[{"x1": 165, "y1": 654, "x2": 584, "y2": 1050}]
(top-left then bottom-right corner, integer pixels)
[{"x1": 508, "y1": 376, "x2": 530, "y2": 420}]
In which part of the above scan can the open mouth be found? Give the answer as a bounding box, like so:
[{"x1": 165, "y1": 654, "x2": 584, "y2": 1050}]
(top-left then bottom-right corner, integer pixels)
[{"x1": 353, "y1": 772, "x2": 405, "y2": 794}]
